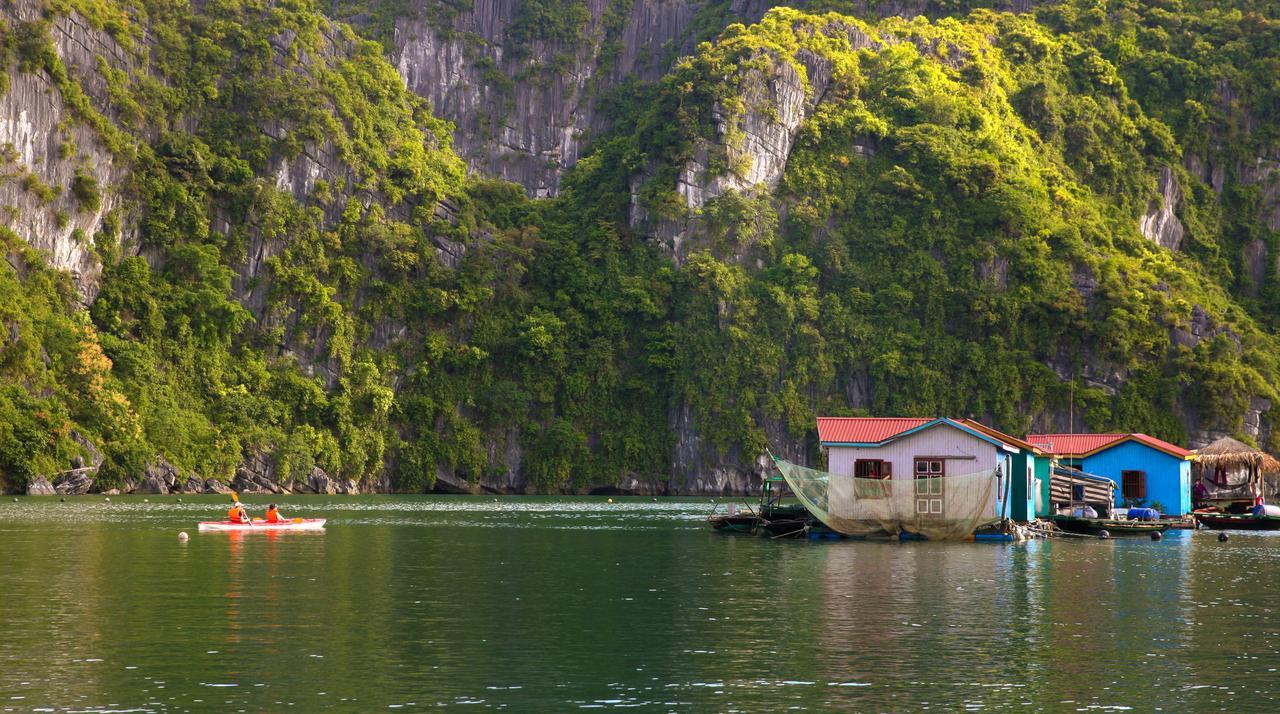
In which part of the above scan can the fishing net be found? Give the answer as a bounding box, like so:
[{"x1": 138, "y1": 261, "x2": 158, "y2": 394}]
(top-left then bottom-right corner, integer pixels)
[{"x1": 774, "y1": 458, "x2": 999, "y2": 540}]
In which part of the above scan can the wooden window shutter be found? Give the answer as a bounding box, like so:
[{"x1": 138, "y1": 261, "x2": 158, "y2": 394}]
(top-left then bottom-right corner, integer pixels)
[{"x1": 1138, "y1": 471, "x2": 1147, "y2": 499}]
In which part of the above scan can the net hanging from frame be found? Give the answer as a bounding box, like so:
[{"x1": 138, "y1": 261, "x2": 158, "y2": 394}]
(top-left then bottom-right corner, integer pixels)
[{"x1": 773, "y1": 457, "x2": 1000, "y2": 540}]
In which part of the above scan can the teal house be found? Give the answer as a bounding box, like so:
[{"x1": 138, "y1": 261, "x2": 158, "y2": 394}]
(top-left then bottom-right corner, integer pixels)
[
  {"x1": 960, "y1": 420, "x2": 1049, "y2": 522},
  {"x1": 1026, "y1": 433, "x2": 1194, "y2": 516}
]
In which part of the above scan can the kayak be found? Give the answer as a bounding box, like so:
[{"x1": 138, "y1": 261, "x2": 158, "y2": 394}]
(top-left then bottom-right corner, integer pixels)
[{"x1": 197, "y1": 519, "x2": 326, "y2": 532}]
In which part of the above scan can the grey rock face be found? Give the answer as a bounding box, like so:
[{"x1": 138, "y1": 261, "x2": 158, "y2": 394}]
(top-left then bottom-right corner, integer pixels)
[
  {"x1": 1239, "y1": 156, "x2": 1280, "y2": 232},
  {"x1": 308, "y1": 467, "x2": 337, "y2": 495},
  {"x1": 0, "y1": 0, "x2": 137, "y2": 301},
  {"x1": 1243, "y1": 239, "x2": 1269, "y2": 297},
  {"x1": 53, "y1": 470, "x2": 95, "y2": 495},
  {"x1": 204, "y1": 478, "x2": 232, "y2": 495},
  {"x1": 135, "y1": 474, "x2": 170, "y2": 495},
  {"x1": 26, "y1": 476, "x2": 56, "y2": 496},
  {"x1": 393, "y1": 0, "x2": 701, "y2": 197},
  {"x1": 144, "y1": 459, "x2": 182, "y2": 490},
  {"x1": 1139, "y1": 166, "x2": 1185, "y2": 251}
]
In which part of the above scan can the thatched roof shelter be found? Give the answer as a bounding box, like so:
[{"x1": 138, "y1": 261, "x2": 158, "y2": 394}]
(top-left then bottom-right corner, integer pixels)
[{"x1": 1195, "y1": 437, "x2": 1280, "y2": 474}]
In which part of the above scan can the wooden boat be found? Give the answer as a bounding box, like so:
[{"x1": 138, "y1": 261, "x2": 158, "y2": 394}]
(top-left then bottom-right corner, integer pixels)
[
  {"x1": 759, "y1": 517, "x2": 810, "y2": 539},
  {"x1": 1193, "y1": 512, "x2": 1280, "y2": 531},
  {"x1": 707, "y1": 513, "x2": 759, "y2": 534},
  {"x1": 1052, "y1": 515, "x2": 1169, "y2": 536}
]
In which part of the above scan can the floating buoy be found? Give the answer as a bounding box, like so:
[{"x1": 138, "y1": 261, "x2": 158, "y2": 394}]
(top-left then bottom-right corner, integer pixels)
[
  {"x1": 176, "y1": 498, "x2": 182, "y2": 503},
  {"x1": 105, "y1": 497, "x2": 110, "y2": 502},
  {"x1": 1097, "y1": 530, "x2": 1110, "y2": 539},
  {"x1": 143, "y1": 498, "x2": 149, "y2": 503},
  {"x1": 59, "y1": 497, "x2": 65, "y2": 502},
  {"x1": 178, "y1": 532, "x2": 189, "y2": 541},
  {"x1": 607, "y1": 498, "x2": 614, "y2": 504},
  {"x1": 1218, "y1": 532, "x2": 1229, "y2": 542},
  {"x1": 12, "y1": 497, "x2": 17, "y2": 503},
  {"x1": 1150, "y1": 531, "x2": 1162, "y2": 541}
]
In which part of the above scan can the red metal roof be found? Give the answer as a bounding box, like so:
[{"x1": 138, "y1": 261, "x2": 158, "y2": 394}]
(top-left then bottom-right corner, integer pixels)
[
  {"x1": 1129, "y1": 433, "x2": 1194, "y2": 459},
  {"x1": 816, "y1": 417, "x2": 931, "y2": 444},
  {"x1": 1026, "y1": 433, "x2": 1192, "y2": 459},
  {"x1": 957, "y1": 419, "x2": 1043, "y2": 454}
]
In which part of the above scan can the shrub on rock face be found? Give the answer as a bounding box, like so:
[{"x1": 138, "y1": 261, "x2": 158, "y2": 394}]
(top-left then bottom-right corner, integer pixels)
[{"x1": 71, "y1": 170, "x2": 101, "y2": 212}]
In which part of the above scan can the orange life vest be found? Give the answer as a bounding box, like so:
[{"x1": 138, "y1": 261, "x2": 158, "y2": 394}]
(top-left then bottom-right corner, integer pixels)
[
  {"x1": 228, "y1": 505, "x2": 247, "y2": 523},
  {"x1": 265, "y1": 507, "x2": 282, "y2": 523}
]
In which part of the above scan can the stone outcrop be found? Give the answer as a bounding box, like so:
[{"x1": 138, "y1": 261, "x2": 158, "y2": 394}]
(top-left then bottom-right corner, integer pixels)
[
  {"x1": 307, "y1": 467, "x2": 337, "y2": 495},
  {"x1": 52, "y1": 470, "x2": 95, "y2": 495},
  {"x1": 26, "y1": 476, "x2": 56, "y2": 495},
  {"x1": 135, "y1": 474, "x2": 170, "y2": 495},
  {"x1": 1139, "y1": 166, "x2": 1185, "y2": 251},
  {"x1": 204, "y1": 478, "x2": 233, "y2": 495}
]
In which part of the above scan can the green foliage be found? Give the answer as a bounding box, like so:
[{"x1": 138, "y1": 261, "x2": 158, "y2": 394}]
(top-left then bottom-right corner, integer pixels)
[
  {"x1": 3, "y1": 0, "x2": 1279, "y2": 495},
  {"x1": 507, "y1": 0, "x2": 591, "y2": 54},
  {"x1": 71, "y1": 169, "x2": 101, "y2": 212}
]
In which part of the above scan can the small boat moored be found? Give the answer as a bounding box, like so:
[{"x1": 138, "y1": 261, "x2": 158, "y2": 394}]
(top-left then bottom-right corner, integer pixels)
[
  {"x1": 707, "y1": 512, "x2": 759, "y2": 533},
  {"x1": 1052, "y1": 515, "x2": 1169, "y2": 536},
  {"x1": 197, "y1": 519, "x2": 327, "y2": 532},
  {"x1": 1193, "y1": 511, "x2": 1280, "y2": 531}
]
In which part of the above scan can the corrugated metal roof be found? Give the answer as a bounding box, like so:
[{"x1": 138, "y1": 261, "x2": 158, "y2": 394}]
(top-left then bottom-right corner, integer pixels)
[
  {"x1": 816, "y1": 417, "x2": 932, "y2": 444},
  {"x1": 1027, "y1": 433, "x2": 1125, "y2": 455},
  {"x1": 1027, "y1": 433, "x2": 1192, "y2": 459},
  {"x1": 957, "y1": 419, "x2": 1042, "y2": 453},
  {"x1": 1129, "y1": 433, "x2": 1194, "y2": 458}
]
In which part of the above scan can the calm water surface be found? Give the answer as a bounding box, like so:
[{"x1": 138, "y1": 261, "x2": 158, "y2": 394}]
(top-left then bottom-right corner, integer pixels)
[{"x1": 2, "y1": 495, "x2": 1279, "y2": 711}]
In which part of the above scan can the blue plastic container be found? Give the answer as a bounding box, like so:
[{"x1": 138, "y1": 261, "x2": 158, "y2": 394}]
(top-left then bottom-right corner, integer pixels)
[{"x1": 1127, "y1": 507, "x2": 1160, "y2": 521}]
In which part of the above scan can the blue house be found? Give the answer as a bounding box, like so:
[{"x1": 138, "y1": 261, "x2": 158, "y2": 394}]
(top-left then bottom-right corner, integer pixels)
[{"x1": 1027, "y1": 433, "x2": 1194, "y2": 516}]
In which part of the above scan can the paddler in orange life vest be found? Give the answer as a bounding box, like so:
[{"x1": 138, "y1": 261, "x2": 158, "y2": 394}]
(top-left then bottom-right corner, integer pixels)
[
  {"x1": 227, "y1": 501, "x2": 250, "y2": 524},
  {"x1": 264, "y1": 503, "x2": 285, "y2": 523}
]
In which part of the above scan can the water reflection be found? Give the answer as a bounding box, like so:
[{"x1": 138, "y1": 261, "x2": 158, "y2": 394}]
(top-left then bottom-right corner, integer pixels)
[{"x1": 5, "y1": 498, "x2": 1280, "y2": 710}]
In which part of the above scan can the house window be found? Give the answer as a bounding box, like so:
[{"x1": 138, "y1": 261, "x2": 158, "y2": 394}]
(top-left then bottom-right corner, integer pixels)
[
  {"x1": 854, "y1": 459, "x2": 890, "y2": 499},
  {"x1": 855, "y1": 459, "x2": 889, "y2": 479},
  {"x1": 1122, "y1": 470, "x2": 1147, "y2": 499},
  {"x1": 1072, "y1": 484, "x2": 1085, "y2": 502}
]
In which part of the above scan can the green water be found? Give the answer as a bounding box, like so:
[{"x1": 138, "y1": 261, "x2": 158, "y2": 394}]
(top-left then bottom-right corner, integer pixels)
[{"x1": 2, "y1": 496, "x2": 1279, "y2": 711}]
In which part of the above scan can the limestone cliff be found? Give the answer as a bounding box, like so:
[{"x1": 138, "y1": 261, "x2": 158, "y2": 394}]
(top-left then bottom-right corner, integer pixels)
[{"x1": 0, "y1": 2, "x2": 134, "y2": 301}]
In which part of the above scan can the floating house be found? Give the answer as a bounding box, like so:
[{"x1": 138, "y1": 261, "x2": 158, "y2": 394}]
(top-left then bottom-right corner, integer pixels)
[
  {"x1": 1026, "y1": 433, "x2": 1194, "y2": 516},
  {"x1": 1192, "y1": 437, "x2": 1280, "y2": 510},
  {"x1": 816, "y1": 417, "x2": 1032, "y2": 525},
  {"x1": 958, "y1": 420, "x2": 1050, "y2": 522}
]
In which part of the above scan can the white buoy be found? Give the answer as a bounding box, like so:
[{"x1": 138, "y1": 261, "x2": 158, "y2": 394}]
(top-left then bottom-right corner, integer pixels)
[
  {"x1": 178, "y1": 532, "x2": 189, "y2": 541},
  {"x1": 105, "y1": 497, "x2": 111, "y2": 502},
  {"x1": 143, "y1": 498, "x2": 149, "y2": 503},
  {"x1": 607, "y1": 498, "x2": 614, "y2": 504}
]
